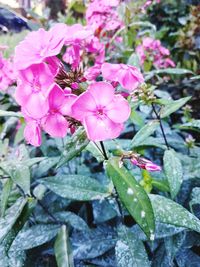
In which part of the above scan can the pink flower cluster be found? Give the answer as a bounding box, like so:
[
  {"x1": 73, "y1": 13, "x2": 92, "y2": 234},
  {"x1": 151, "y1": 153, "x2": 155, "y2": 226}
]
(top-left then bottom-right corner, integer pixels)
[
  {"x1": 0, "y1": 46, "x2": 16, "y2": 90},
  {"x1": 14, "y1": 21, "x2": 144, "y2": 146},
  {"x1": 136, "y1": 37, "x2": 175, "y2": 69},
  {"x1": 86, "y1": 0, "x2": 123, "y2": 33}
]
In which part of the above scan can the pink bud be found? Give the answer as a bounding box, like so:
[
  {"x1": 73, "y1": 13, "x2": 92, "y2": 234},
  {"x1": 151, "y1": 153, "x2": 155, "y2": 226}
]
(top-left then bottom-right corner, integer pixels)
[
  {"x1": 145, "y1": 162, "x2": 162, "y2": 171},
  {"x1": 71, "y1": 82, "x2": 79, "y2": 90},
  {"x1": 131, "y1": 157, "x2": 161, "y2": 172},
  {"x1": 70, "y1": 125, "x2": 76, "y2": 135}
]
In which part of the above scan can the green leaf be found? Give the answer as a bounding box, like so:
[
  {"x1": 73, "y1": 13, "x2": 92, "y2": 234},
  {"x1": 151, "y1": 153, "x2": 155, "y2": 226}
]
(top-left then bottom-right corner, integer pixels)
[
  {"x1": 57, "y1": 127, "x2": 89, "y2": 168},
  {"x1": 132, "y1": 137, "x2": 167, "y2": 150},
  {"x1": 0, "y1": 179, "x2": 13, "y2": 217},
  {"x1": 151, "y1": 179, "x2": 170, "y2": 192},
  {"x1": 149, "y1": 194, "x2": 200, "y2": 233},
  {"x1": 0, "y1": 110, "x2": 22, "y2": 118},
  {"x1": 38, "y1": 211, "x2": 89, "y2": 231},
  {"x1": 23, "y1": 157, "x2": 47, "y2": 167},
  {"x1": 190, "y1": 75, "x2": 200, "y2": 80},
  {"x1": 106, "y1": 157, "x2": 155, "y2": 238},
  {"x1": 86, "y1": 142, "x2": 104, "y2": 162},
  {"x1": 0, "y1": 161, "x2": 30, "y2": 195},
  {"x1": 72, "y1": 226, "x2": 116, "y2": 259},
  {"x1": 10, "y1": 224, "x2": 60, "y2": 251},
  {"x1": 39, "y1": 175, "x2": 110, "y2": 201},
  {"x1": 115, "y1": 226, "x2": 150, "y2": 267},
  {"x1": 131, "y1": 120, "x2": 159, "y2": 148},
  {"x1": 164, "y1": 150, "x2": 183, "y2": 199},
  {"x1": 189, "y1": 187, "x2": 200, "y2": 213},
  {"x1": 145, "y1": 68, "x2": 194, "y2": 81},
  {"x1": 160, "y1": 97, "x2": 191, "y2": 118},
  {"x1": 0, "y1": 197, "x2": 27, "y2": 243},
  {"x1": 54, "y1": 225, "x2": 74, "y2": 267},
  {"x1": 130, "y1": 109, "x2": 145, "y2": 127},
  {"x1": 33, "y1": 157, "x2": 59, "y2": 178},
  {"x1": 127, "y1": 53, "x2": 140, "y2": 68},
  {"x1": 179, "y1": 120, "x2": 200, "y2": 133}
]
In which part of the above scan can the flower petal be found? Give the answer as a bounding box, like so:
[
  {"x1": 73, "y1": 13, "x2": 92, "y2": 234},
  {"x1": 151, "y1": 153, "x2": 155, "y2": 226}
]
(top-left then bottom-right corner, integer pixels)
[
  {"x1": 83, "y1": 114, "x2": 123, "y2": 141},
  {"x1": 25, "y1": 93, "x2": 49, "y2": 119},
  {"x1": 60, "y1": 94, "x2": 77, "y2": 116},
  {"x1": 24, "y1": 120, "x2": 42, "y2": 147},
  {"x1": 71, "y1": 91, "x2": 96, "y2": 121},
  {"x1": 88, "y1": 81, "x2": 115, "y2": 106},
  {"x1": 106, "y1": 95, "x2": 130, "y2": 123},
  {"x1": 15, "y1": 82, "x2": 32, "y2": 106},
  {"x1": 48, "y1": 84, "x2": 65, "y2": 110},
  {"x1": 42, "y1": 113, "x2": 68, "y2": 138},
  {"x1": 101, "y1": 63, "x2": 120, "y2": 81}
]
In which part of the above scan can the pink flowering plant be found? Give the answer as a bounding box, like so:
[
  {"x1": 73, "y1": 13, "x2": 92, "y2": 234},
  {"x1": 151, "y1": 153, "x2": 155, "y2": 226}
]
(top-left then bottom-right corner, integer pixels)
[{"x1": 0, "y1": 1, "x2": 199, "y2": 266}]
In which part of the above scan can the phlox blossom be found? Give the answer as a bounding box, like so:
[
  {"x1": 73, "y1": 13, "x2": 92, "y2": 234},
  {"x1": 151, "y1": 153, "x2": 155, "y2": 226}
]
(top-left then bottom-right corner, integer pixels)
[
  {"x1": 63, "y1": 45, "x2": 81, "y2": 69},
  {"x1": 24, "y1": 118, "x2": 42, "y2": 147},
  {"x1": 14, "y1": 23, "x2": 68, "y2": 70},
  {"x1": 42, "y1": 84, "x2": 77, "y2": 138},
  {"x1": 72, "y1": 82, "x2": 130, "y2": 141},
  {"x1": 0, "y1": 53, "x2": 16, "y2": 90},
  {"x1": 136, "y1": 37, "x2": 175, "y2": 69},
  {"x1": 15, "y1": 63, "x2": 54, "y2": 119},
  {"x1": 84, "y1": 64, "x2": 101, "y2": 81},
  {"x1": 86, "y1": 0, "x2": 123, "y2": 32},
  {"x1": 101, "y1": 63, "x2": 144, "y2": 91}
]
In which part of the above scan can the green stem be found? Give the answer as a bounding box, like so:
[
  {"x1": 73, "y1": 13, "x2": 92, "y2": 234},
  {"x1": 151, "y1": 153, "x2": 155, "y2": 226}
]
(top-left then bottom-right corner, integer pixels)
[
  {"x1": 152, "y1": 103, "x2": 170, "y2": 149},
  {"x1": 100, "y1": 141, "x2": 124, "y2": 222}
]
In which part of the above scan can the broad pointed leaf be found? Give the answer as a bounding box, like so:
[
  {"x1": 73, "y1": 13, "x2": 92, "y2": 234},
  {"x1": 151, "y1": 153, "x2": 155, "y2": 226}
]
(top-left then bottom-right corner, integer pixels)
[
  {"x1": 54, "y1": 225, "x2": 74, "y2": 267},
  {"x1": 106, "y1": 157, "x2": 155, "y2": 238},
  {"x1": 149, "y1": 194, "x2": 200, "y2": 233},
  {"x1": 57, "y1": 127, "x2": 89, "y2": 168},
  {"x1": 0, "y1": 197, "x2": 27, "y2": 243},
  {"x1": 39, "y1": 175, "x2": 110, "y2": 201},
  {"x1": 115, "y1": 226, "x2": 150, "y2": 267},
  {"x1": 164, "y1": 150, "x2": 183, "y2": 199},
  {"x1": 10, "y1": 224, "x2": 60, "y2": 251},
  {"x1": 131, "y1": 120, "x2": 159, "y2": 148},
  {"x1": 160, "y1": 97, "x2": 191, "y2": 118}
]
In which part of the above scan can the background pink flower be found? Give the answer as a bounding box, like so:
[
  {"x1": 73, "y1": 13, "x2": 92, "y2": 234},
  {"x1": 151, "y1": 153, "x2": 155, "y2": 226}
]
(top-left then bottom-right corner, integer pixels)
[{"x1": 101, "y1": 63, "x2": 144, "y2": 91}]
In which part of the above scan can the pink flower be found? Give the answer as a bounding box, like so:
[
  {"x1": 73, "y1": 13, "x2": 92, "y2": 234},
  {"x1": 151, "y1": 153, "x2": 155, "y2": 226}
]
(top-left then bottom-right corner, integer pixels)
[
  {"x1": 71, "y1": 82, "x2": 130, "y2": 141},
  {"x1": 164, "y1": 58, "x2": 176, "y2": 68},
  {"x1": 22, "y1": 108, "x2": 42, "y2": 147},
  {"x1": 14, "y1": 23, "x2": 68, "y2": 70},
  {"x1": 65, "y1": 24, "x2": 93, "y2": 44},
  {"x1": 63, "y1": 45, "x2": 81, "y2": 69},
  {"x1": 131, "y1": 157, "x2": 161, "y2": 172},
  {"x1": 84, "y1": 64, "x2": 101, "y2": 81},
  {"x1": 46, "y1": 56, "x2": 61, "y2": 76},
  {"x1": 136, "y1": 37, "x2": 176, "y2": 69},
  {"x1": 24, "y1": 119, "x2": 42, "y2": 147},
  {"x1": 86, "y1": 0, "x2": 123, "y2": 32},
  {"x1": 15, "y1": 63, "x2": 54, "y2": 119},
  {"x1": 101, "y1": 63, "x2": 144, "y2": 91},
  {"x1": 42, "y1": 84, "x2": 77, "y2": 138},
  {"x1": 0, "y1": 53, "x2": 16, "y2": 90}
]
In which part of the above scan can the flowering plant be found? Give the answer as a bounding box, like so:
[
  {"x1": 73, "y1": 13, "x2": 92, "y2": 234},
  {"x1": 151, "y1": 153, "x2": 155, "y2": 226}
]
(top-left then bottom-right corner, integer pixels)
[{"x1": 0, "y1": 1, "x2": 199, "y2": 266}]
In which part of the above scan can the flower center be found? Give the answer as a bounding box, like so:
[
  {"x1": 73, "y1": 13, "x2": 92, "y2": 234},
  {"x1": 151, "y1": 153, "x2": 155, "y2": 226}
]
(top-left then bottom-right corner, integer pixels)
[
  {"x1": 97, "y1": 108, "x2": 104, "y2": 116},
  {"x1": 32, "y1": 78, "x2": 41, "y2": 93}
]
